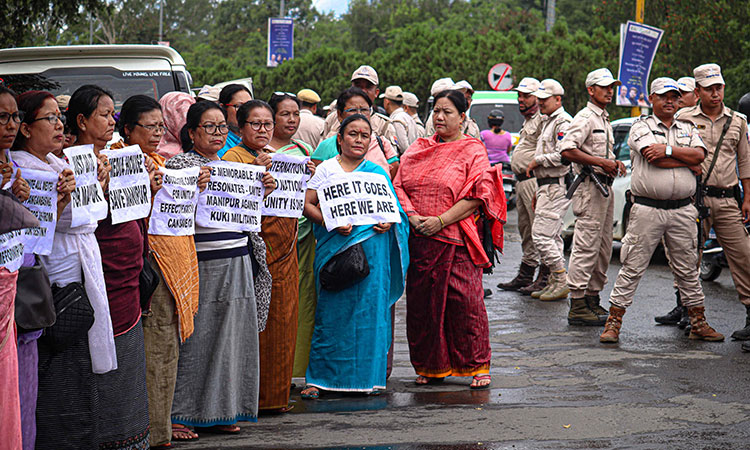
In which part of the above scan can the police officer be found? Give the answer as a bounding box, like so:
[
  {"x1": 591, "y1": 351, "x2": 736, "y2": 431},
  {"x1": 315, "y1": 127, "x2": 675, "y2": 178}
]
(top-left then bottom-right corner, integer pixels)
[
  {"x1": 402, "y1": 92, "x2": 425, "y2": 140},
  {"x1": 601, "y1": 77, "x2": 723, "y2": 343},
  {"x1": 293, "y1": 88, "x2": 325, "y2": 149},
  {"x1": 525, "y1": 79, "x2": 573, "y2": 301},
  {"x1": 677, "y1": 77, "x2": 698, "y2": 109},
  {"x1": 424, "y1": 78, "x2": 481, "y2": 139},
  {"x1": 380, "y1": 85, "x2": 418, "y2": 154},
  {"x1": 557, "y1": 68, "x2": 625, "y2": 325},
  {"x1": 675, "y1": 63, "x2": 750, "y2": 347},
  {"x1": 321, "y1": 65, "x2": 398, "y2": 146},
  {"x1": 498, "y1": 77, "x2": 546, "y2": 293}
]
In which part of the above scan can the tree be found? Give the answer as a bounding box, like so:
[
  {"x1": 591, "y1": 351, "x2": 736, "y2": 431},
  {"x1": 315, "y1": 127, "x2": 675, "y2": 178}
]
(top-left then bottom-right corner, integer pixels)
[{"x1": 2, "y1": 0, "x2": 104, "y2": 48}]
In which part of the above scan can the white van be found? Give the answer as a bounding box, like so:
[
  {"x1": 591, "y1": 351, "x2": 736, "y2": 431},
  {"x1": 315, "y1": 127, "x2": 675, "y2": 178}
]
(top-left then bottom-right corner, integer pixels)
[{"x1": 0, "y1": 45, "x2": 192, "y2": 108}]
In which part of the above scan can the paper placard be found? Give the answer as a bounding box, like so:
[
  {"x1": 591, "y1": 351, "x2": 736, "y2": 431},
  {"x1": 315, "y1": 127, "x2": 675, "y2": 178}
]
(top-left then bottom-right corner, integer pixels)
[
  {"x1": 317, "y1": 172, "x2": 401, "y2": 231},
  {"x1": 18, "y1": 168, "x2": 58, "y2": 255},
  {"x1": 102, "y1": 146, "x2": 152, "y2": 224},
  {"x1": 64, "y1": 145, "x2": 108, "y2": 227},
  {"x1": 195, "y1": 160, "x2": 266, "y2": 232},
  {"x1": 148, "y1": 166, "x2": 201, "y2": 236},
  {"x1": 262, "y1": 153, "x2": 310, "y2": 218},
  {"x1": 0, "y1": 229, "x2": 26, "y2": 272}
]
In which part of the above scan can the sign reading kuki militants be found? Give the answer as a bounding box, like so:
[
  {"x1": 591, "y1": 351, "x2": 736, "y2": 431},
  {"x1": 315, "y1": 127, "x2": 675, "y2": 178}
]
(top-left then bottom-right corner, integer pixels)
[
  {"x1": 148, "y1": 166, "x2": 201, "y2": 236},
  {"x1": 262, "y1": 153, "x2": 311, "y2": 218},
  {"x1": 18, "y1": 168, "x2": 58, "y2": 255},
  {"x1": 63, "y1": 145, "x2": 108, "y2": 227},
  {"x1": 102, "y1": 145, "x2": 152, "y2": 224},
  {"x1": 195, "y1": 160, "x2": 266, "y2": 232},
  {"x1": 317, "y1": 172, "x2": 401, "y2": 232}
]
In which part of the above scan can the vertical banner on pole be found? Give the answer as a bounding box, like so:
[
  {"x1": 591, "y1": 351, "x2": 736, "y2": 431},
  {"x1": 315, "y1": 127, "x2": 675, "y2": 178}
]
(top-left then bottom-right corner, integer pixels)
[
  {"x1": 616, "y1": 20, "x2": 663, "y2": 108},
  {"x1": 267, "y1": 18, "x2": 294, "y2": 67}
]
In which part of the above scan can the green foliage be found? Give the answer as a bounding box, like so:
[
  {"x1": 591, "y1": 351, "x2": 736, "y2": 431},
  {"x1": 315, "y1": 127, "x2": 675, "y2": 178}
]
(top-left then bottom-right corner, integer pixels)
[{"x1": 1, "y1": 0, "x2": 104, "y2": 47}]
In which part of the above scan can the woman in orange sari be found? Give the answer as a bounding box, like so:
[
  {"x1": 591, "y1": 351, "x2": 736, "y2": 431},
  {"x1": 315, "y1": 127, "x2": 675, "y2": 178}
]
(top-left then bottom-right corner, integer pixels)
[
  {"x1": 394, "y1": 89, "x2": 506, "y2": 390},
  {"x1": 223, "y1": 99, "x2": 299, "y2": 412}
]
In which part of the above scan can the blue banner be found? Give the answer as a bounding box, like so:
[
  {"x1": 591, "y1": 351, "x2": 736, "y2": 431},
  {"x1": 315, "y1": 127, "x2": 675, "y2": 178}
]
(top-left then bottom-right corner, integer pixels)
[
  {"x1": 267, "y1": 18, "x2": 294, "y2": 67},
  {"x1": 616, "y1": 21, "x2": 663, "y2": 108}
]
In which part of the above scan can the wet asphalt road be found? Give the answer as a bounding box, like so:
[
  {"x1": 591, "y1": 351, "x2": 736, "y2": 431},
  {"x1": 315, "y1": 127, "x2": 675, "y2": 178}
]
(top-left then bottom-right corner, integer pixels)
[{"x1": 181, "y1": 208, "x2": 750, "y2": 449}]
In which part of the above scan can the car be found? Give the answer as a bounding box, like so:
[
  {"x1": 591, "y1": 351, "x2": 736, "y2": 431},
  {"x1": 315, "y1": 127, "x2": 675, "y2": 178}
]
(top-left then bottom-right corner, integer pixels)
[
  {"x1": 562, "y1": 116, "x2": 638, "y2": 245},
  {"x1": 0, "y1": 44, "x2": 192, "y2": 108}
]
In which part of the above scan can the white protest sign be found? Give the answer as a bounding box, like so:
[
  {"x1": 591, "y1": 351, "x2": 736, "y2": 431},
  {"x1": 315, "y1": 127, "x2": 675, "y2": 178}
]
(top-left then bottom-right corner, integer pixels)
[
  {"x1": 196, "y1": 160, "x2": 265, "y2": 232},
  {"x1": 148, "y1": 166, "x2": 200, "y2": 236},
  {"x1": 18, "y1": 168, "x2": 58, "y2": 255},
  {"x1": 0, "y1": 229, "x2": 26, "y2": 272},
  {"x1": 262, "y1": 153, "x2": 310, "y2": 218},
  {"x1": 64, "y1": 145, "x2": 107, "y2": 227},
  {"x1": 317, "y1": 172, "x2": 401, "y2": 231},
  {"x1": 102, "y1": 146, "x2": 152, "y2": 224},
  {"x1": 1, "y1": 149, "x2": 14, "y2": 190}
]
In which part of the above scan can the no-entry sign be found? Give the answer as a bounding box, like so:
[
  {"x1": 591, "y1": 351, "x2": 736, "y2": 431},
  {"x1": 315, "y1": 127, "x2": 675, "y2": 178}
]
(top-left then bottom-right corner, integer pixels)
[{"x1": 488, "y1": 63, "x2": 513, "y2": 91}]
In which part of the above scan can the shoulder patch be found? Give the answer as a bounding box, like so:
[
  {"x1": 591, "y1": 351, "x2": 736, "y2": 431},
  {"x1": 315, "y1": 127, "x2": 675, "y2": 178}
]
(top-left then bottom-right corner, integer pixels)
[{"x1": 557, "y1": 131, "x2": 565, "y2": 141}]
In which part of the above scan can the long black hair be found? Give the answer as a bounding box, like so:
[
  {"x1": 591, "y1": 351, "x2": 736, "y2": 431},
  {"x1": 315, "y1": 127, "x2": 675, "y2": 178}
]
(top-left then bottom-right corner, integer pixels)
[
  {"x1": 179, "y1": 101, "x2": 227, "y2": 152},
  {"x1": 218, "y1": 84, "x2": 252, "y2": 106},
  {"x1": 118, "y1": 95, "x2": 161, "y2": 140},
  {"x1": 336, "y1": 87, "x2": 372, "y2": 114},
  {"x1": 433, "y1": 89, "x2": 467, "y2": 114},
  {"x1": 65, "y1": 84, "x2": 114, "y2": 136}
]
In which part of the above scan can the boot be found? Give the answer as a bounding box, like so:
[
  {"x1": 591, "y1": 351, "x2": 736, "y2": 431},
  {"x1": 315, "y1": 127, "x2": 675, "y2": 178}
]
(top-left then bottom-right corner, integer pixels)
[
  {"x1": 530, "y1": 283, "x2": 551, "y2": 299},
  {"x1": 540, "y1": 270, "x2": 570, "y2": 301},
  {"x1": 568, "y1": 297, "x2": 606, "y2": 326},
  {"x1": 730, "y1": 305, "x2": 750, "y2": 341},
  {"x1": 600, "y1": 305, "x2": 626, "y2": 343},
  {"x1": 497, "y1": 262, "x2": 536, "y2": 291},
  {"x1": 677, "y1": 307, "x2": 690, "y2": 329},
  {"x1": 585, "y1": 294, "x2": 608, "y2": 320},
  {"x1": 484, "y1": 288, "x2": 493, "y2": 298},
  {"x1": 742, "y1": 341, "x2": 750, "y2": 352},
  {"x1": 519, "y1": 265, "x2": 549, "y2": 296},
  {"x1": 687, "y1": 306, "x2": 725, "y2": 342},
  {"x1": 655, "y1": 290, "x2": 683, "y2": 325}
]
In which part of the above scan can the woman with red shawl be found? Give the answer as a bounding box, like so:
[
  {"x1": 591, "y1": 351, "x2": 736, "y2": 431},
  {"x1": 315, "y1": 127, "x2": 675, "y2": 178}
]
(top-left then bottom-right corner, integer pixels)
[{"x1": 394, "y1": 89, "x2": 506, "y2": 390}]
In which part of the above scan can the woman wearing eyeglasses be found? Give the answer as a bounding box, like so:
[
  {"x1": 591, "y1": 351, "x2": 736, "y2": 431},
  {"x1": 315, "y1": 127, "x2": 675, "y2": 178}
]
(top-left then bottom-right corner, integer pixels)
[
  {"x1": 169, "y1": 101, "x2": 274, "y2": 436},
  {"x1": 311, "y1": 87, "x2": 399, "y2": 179},
  {"x1": 223, "y1": 99, "x2": 299, "y2": 413}
]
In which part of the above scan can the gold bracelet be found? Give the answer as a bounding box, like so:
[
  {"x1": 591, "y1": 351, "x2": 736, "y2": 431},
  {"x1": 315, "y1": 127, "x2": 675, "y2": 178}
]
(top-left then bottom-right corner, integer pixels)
[{"x1": 437, "y1": 215, "x2": 445, "y2": 228}]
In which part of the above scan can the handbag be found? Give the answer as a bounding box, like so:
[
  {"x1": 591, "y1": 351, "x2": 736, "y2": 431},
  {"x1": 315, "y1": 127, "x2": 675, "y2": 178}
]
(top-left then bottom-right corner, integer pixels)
[
  {"x1": 319, "y1": 243, "x2": 370, "y2": 292},
  {"x1": 42, "y1": 281, "x2": 95, "y2": 352},
  {"x1": 139, "y1": 255, "x2": 160, "y2": 312},
  {"x1": 14, "y1": 256, "x2": 56, "y2": 334}
]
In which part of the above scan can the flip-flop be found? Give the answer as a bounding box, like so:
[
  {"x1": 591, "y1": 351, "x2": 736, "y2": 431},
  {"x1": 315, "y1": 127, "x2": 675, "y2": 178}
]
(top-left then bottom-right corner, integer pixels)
[
  {"x1": 171, "y1": 424, "x2": 199, "y2": 441},
  {"x1": 193, "y1": 424, "x2": 241, "y2": 434},
  {"x1": 415, "y1": 376, "x2": 445, "y2": 385},
  {"x1": 301, "y1": 386, "x2": 319, "y2": 399},
  {"x1": 470, "y1": 374, "x2": 491, "y2": 390}
]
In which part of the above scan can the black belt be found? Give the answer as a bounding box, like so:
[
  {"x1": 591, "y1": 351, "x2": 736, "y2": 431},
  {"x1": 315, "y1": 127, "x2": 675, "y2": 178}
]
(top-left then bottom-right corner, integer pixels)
[
  {"x1": 537, "y1": 177, "x2": 560, "y2": 186},
  {"x1": 704, "y1": 184, "x2": 739, "y2": 198},
  {"x1": 633, "y1": 196, "x2": 692, "y2": 210},
  {"x1": 515, "y1": 172, "x2": 535, "y2": 182},
  {"x1": 586, "y1": 173, "x2": 614, "y2": 186}
]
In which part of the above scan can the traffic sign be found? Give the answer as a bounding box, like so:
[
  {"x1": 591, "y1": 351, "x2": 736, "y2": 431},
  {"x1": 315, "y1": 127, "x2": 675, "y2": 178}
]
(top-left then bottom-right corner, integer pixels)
[{"x1": 488, "y1": 63, "x2": 513, "y2": 91}]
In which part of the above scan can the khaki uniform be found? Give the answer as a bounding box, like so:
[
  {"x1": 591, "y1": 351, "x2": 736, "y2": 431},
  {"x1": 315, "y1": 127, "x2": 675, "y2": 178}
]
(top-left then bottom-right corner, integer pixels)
[
  {"x1": 559, "y1": 102, "x2": 616, "y2": 298},
  {"x1": 511, "y1": 110, "x2": 543, "y2": 267},
  {"x1": 531, "y1": 107, "x2": 572, "y2": 272},
  {"x1": 609, "y1": 116, "x2": 707, "y2": 308},
  {"x1": 389, "y1": 107, "x2": 419, "y2": 153},
  {"x1": 293, "y1": 109, "x2": 325, "y2": 150},
  {"x1": 411, "y1": 113, "x2": 426, "y2": 139},
  {"x1": 677, "y1": 105, "x2": 750, "y2": 306},
  {"x1": 424, "y1": 112, "x2": 481, "y2": 139},
  {"x1": 322, "y1": 111, "x2": 398, "y2": 147}
]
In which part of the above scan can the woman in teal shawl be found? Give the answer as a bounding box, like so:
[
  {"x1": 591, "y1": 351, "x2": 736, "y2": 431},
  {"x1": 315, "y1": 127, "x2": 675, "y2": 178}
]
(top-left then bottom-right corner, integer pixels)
[{"x1": 301, "y1": 114, "x2": 408, "y2": 397}]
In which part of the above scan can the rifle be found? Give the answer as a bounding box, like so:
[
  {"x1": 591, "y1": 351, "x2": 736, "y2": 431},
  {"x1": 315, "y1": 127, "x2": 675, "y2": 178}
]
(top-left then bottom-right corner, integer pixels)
[
  {"x1": 695, "y1": 174, "x2": 710, "y2": 250},
  {"x1": 565, "y1": 165, "x2": 609, "y2": 199}
]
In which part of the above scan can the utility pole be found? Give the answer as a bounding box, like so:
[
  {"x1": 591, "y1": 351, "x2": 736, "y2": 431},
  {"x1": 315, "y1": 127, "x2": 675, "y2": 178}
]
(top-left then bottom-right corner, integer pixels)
[
  {"x1": 545, "y1": 0, "x2": 556, "y2": 32},
  {"x1": 89, "y1": 12, "x2": 93, "y2": 45},
  {"x1": 280, "y1": 0, "x2": 285, "y2": 17},
  {"x1": 631, "y1": 0, "x2": 645, "y2": 117},
  {"x1": 159, "y1": 0, "x2": 164, "y2": 42}
]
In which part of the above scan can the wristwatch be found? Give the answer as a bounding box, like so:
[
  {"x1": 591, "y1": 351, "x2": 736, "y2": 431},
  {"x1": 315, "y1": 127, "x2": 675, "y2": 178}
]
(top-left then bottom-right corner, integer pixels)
[{"x1": 665, "y1": 145, "x2": 673, "y2": 157}]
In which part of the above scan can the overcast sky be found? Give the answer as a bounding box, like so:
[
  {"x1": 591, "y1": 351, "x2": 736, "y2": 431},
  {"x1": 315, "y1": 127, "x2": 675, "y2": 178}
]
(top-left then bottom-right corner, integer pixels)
[{"x1": 312, "y1": 0, "x2": 349, "y2": 16}]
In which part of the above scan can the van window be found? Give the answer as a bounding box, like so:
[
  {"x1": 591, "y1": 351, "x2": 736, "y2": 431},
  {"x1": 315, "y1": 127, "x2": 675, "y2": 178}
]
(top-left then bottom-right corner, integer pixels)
[
  {"x1": 1, "y1": 67, "x2": 176, "y2": 110},
  {"x1": 469, "y1": 103, "x2": 525, "y2": 134},
  {"x1": 613, "y1": 124, "x2": 632, "y2": 161}
]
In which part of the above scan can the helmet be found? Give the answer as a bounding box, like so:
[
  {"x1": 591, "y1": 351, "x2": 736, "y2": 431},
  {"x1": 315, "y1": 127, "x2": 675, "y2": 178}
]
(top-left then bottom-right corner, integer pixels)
[
  {"x1": 487, "y1": 109, "x2": 504, "y2": 128},
  {"x1": 738, "y1": 92, "x2": 750, "y2": 118}
]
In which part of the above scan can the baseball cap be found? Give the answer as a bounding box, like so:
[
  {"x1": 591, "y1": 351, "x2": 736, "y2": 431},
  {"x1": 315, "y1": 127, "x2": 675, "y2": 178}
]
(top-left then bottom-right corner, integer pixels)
[
  {"x1": 585, "y1": 68, "x2": 622, "y2": 87},
  {"x1": 431, "y1": 77, "x2": 455, "y2": 96},
  {"x1": 351, "y1": 65, "x2": 379, "y2": 86},
  {"x1": 650, "y1": 77, "x2": 681, "y2": 95},
  {"x1": 533, "y1": 79, "x2": 564, "y2": 99},
  {"x1": 197, "y1": 85, "x2": 221, "y2": 102},
  {"x1": 677, "y1": 77, "x2": 696, "y2": 92},
  {"x1": 402, "y1": 92, "x2": 419, "y2": 107},
  {"x1": 297, "y1": 88, "x2": 321, "y2": 103},
  {"x1": 515, "y1": 77, "x2": 540, "y2": 94},
  {"x1": 693, "y1": 64, "x2": 724, "y2": 87},
  {"x1": 379, "y1": 85, "x2": 404, "y2": 101},
  {"x1": 455, "y1": 80, "x2": 474, "y2": 93}
]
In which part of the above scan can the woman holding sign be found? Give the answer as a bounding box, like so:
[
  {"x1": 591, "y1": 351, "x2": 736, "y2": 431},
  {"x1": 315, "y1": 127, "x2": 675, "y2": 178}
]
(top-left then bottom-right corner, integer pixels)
[
  {"x1": 394, "y1": 89, "x2": 506, "y2": 390},
  {"x1": 223, "y1": 99, "x2": 301, "y2": 412},
  {"x1": 66, "y1": 84, "x2": 151, "y2": 449},
  {"x1": 169, "y1": 101, "x2": 274, "y2": 435},
  {"x1": 300, "y1": 114, "x2": 408, "y2": 398},
  {"x1": 267, "y1": 93, "x2": 318, "y2": 379}
]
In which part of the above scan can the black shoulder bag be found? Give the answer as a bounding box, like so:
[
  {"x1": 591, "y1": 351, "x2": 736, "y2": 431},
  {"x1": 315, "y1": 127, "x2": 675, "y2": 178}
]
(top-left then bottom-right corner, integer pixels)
[
  {"x1": 42, "y1": 277, "x2": 95, "y2": 352},
  {"x1": 319, "y1": 243, "x2": 370, "y2": 292},
  {"x1": 14, "y1": 256, "x2": 56, "y2": 334}
]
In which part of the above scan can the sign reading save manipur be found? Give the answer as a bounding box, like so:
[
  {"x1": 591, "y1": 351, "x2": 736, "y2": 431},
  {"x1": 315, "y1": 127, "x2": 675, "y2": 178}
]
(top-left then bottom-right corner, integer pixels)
[{"x1": 101, "y1": 145, "x2": 152, "y2": 224}]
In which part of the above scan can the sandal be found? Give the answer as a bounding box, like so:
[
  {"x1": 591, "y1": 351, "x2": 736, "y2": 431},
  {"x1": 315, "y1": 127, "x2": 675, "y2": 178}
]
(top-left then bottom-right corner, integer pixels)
[
  {"x1": 415, "y1": 375, "x2": 445, "y2": 385},
  {"x1": 193, "y1": 424, "x2": 241, "y2": 434},
  {"x1": 470, "y1": 374, "x2": 491, "y2": 390},
  {"x1": 171, "y1": 424, "x2": 199, "y2": 441},
  {"x1": 301, "y1": 386, "x2": 319, "y2": 399}
]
